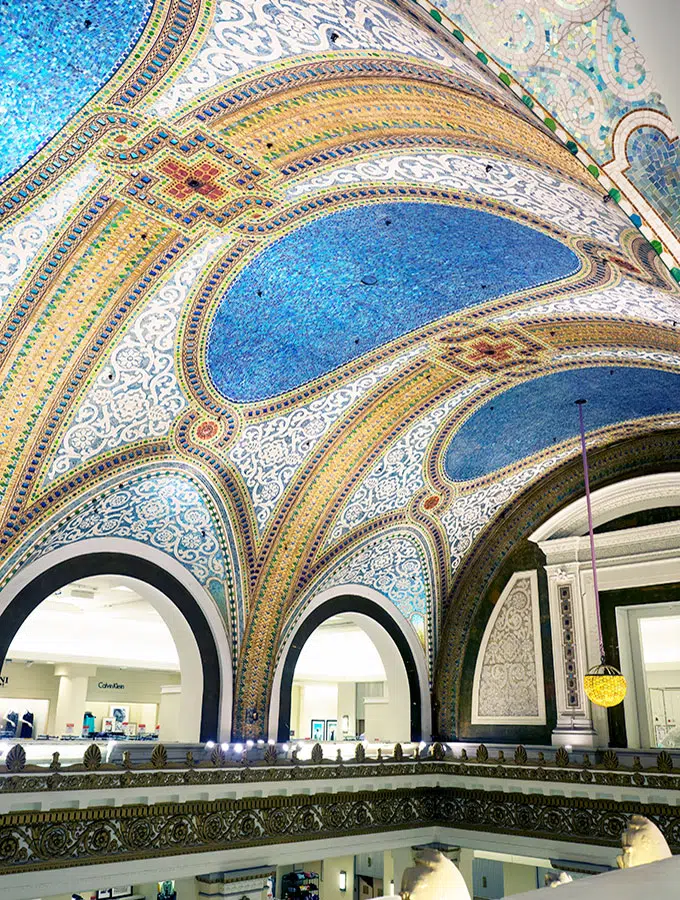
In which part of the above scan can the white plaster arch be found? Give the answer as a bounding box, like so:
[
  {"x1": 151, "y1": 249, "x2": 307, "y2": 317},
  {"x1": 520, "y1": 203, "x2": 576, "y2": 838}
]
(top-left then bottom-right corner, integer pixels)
[
  {"x1": 529, "y1": 472, "x2": 680, "y2": 749},
  {"x1": 268, "y1": 583, "x2": 432, "y2": 742},
  {"x1": 0, "y1": 538, "x2": 233, "y2": 741},
  {"x1": 530, "y1": 472, "x2": 680, "y2": 542}
]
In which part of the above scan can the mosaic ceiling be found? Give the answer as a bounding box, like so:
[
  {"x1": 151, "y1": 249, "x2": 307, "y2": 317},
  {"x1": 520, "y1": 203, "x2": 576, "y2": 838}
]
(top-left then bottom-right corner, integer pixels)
[
  {"x1": 427, "y1": 0, "x2": 680, "y2": 266},
  {"x1": 1, "y1": 0, "x2": 680, "y2": 739}
]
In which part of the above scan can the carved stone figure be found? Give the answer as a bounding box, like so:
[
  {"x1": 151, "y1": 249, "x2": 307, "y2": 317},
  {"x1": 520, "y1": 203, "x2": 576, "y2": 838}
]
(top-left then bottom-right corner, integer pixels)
[
  {"x1": 400, "y1": 849, "x2": 471, "y2": 900},
  {"x1": 546, "y1": 871, "x2": 573, "y2": 888},
  {"x1": 617, "y1": 814, "x2": 672, "y2": 869}
]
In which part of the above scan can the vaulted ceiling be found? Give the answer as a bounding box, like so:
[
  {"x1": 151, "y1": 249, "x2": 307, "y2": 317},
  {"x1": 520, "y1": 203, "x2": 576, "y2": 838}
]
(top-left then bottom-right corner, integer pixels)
[{"x1": 1, "y1": 0, "x2": 679, "y2": 736}]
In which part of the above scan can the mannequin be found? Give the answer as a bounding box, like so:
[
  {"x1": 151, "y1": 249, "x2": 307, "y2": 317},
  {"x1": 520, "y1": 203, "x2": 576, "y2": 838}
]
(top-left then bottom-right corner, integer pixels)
[
  {"x1": 18, "y1": 710, "x2": 33, "y2": 739},
  {"x1": 157, "y1": 880, "x2": 177, "y2": 900},
  {"x1": 2, "y1": 709, "x2": 18, "y2": 738}
]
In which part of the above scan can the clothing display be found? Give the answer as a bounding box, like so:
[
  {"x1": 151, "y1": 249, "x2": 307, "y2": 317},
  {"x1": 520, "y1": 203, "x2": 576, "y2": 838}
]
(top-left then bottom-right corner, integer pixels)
[
  {"x1": 281, "y1": 871, "x2": 320, "y2": 900},
  {"x1": 18, "y1": 710, "x2": 34, "y2": 739},
  {"x1": 0, "y1": 710, "x2": 18, "y2": 739},
  {"x1": 82, "y1": 711, "x2": 96, "y2": 735}
]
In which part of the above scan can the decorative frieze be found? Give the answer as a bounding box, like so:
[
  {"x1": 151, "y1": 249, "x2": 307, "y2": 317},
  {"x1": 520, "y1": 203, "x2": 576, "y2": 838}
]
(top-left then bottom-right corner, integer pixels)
[{"x1": 0, "y1": 785, "x2": 678, "y2": 875}]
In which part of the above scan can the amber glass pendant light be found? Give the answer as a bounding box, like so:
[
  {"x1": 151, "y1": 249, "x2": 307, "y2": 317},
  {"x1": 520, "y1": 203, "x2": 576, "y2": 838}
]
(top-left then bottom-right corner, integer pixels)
[{"x1": 576, "y1": 399, "x2": 627, "y2": 708}]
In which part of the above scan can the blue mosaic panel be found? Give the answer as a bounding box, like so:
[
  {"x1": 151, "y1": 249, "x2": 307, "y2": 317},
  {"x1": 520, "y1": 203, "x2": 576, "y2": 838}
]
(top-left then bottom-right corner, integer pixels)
[
  {"x1": 207, "y1": 202, "x2": 579, "y2": 401},
  {"x1": 445, "y1": 365, "x2": 680, "y2": 481},
  {"x1": 627, "y1": 126, "x2": 680, "y2": 234},
  {"x1": 0, "y1": 0, "x2": 152, "y2": 182}
]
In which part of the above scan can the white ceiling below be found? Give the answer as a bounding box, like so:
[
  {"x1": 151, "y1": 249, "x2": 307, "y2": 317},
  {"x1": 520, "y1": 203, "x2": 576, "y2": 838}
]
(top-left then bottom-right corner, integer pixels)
[
  {"x1": 6, "y1": 575, "x2": 180, "y2": 671},
  {"x1": 292, "y1": 616, "x2": 387, "y2": 683},
  {"x1": 640, "y1": 615, "x2": 680, "y2": 668}
]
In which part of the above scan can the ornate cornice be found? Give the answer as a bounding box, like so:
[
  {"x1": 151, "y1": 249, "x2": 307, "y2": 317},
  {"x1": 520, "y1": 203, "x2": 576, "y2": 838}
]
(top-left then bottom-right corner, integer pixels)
[{"x1": 0, "y1": 782, "x2": 678, "y2": 875}]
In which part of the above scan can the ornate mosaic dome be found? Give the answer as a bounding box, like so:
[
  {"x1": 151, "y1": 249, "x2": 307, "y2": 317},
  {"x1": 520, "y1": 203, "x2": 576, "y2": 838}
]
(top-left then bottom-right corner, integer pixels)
[{"x1": 1, "y1": 0, "x2": 679, "y2": 739}]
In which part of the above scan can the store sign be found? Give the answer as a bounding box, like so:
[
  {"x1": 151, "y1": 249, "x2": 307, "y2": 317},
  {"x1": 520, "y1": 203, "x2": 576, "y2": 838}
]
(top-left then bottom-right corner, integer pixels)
[
  {"x1": 98, "y1": 681, "x2": 125, "y2": 690},
  {"x1": 0, "y1": 675, "x2": 8, "y2": 687}
]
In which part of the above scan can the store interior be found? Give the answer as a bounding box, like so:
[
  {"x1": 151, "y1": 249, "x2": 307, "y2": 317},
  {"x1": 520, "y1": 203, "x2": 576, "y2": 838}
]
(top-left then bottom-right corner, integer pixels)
[
  {"x1": 0, "y1": 575, "x2": 182, "y2": 741},
  {"x1": 289, "y1": 614, "x2": 411, "y2": 743},
  {"x1": 638, "y1": 611, "x2": 680, "y2": 746}
]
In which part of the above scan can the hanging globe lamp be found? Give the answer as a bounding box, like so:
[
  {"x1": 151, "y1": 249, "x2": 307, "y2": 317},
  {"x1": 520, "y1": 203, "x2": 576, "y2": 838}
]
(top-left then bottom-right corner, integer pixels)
[
  {"x1": 575, "y1": 400, "x2": 627, "y2": 709},
  {"x1": 583, "y1": 663, "x2": 627, "y2": 708}
]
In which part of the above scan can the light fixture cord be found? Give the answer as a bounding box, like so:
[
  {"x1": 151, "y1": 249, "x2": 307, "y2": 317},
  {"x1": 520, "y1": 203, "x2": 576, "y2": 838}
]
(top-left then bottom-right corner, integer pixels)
[{"x1": 577, "y1": 400, "x2": 606, "y2": 663}]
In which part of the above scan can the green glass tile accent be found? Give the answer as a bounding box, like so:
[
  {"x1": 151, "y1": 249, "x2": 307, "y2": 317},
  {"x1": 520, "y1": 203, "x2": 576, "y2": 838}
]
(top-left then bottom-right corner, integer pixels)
[
  {"x1": 521, "y1": 95, "x2": 534, "y2": 109},
  {"x1": 499, "y1": 72, "x2": 511, "y2": 87},
  {"x1": 452, "y1": 29, "x2": 465, "y2": 42},
  {"x1": 429, "y1": 8, "x2": 442, "y2": 23},
  {"x1": 566, "y1": 140, "x2": 579, "y2": 155},
  {"x1": 608, "y1": 187, "x2": 621, "y2": 203},
  {"x1": 651, "y1": 239, "x2": 663, "y2": 254},
  {"x1": 543, "y1": 117, "x2": 556, "y2": 132},
  {"x1": 587, "y1": 164, "x2": 600, "y2": 179},
  {"x1": 476, "y1": 51, "x2": 488, "y2": 64},
  {"x1": 671, "y1": 267, "x2": 680, "y2": 283}
]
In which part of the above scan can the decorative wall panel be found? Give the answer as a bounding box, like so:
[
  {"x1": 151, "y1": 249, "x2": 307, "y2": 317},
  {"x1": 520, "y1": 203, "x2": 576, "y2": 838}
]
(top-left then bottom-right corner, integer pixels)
[{"x1": 471, "y1": 571, "x2": 545, "y2": 724}]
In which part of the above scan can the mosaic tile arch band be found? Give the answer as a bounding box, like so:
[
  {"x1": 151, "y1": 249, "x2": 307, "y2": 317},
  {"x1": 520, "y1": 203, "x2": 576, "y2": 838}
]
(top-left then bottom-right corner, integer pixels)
[
  {"x1": 0, "y1": 464, "x2": 244, "y2": 658},
  {"x1": 0, "y1": 0, "x2": 680, "y2": 742}
]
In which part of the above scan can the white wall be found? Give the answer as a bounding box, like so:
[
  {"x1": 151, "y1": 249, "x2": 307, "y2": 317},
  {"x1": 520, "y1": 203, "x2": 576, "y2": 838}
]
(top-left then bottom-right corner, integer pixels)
[
  {"x1": 357, "y1": 617, "x2": 410, "y2": 741},
  {"x1": 503, "y1": 863, "x2": 537, "y2": 896},
  {"x1": 320, "y1": 855, "x2": 354, "y2": 900},
  {"x1": 646, "y1": 669, "x2": 680, "y2": 688},
  {"x1": 337, "y1": 682, "x2": 355, "y2": 738},
  {"x1": 297, "y1": 683, "x2": 338, "y2": 740}
]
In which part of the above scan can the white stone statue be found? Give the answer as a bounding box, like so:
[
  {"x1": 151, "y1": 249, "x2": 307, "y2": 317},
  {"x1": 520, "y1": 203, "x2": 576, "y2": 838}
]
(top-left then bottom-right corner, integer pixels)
[
  {"x1": 546, "y1": 871, "x2": 573, "y2": 888},
  {"x1": 617, "y1": 815, "x2": 672, "y2": 869},
  {"x1": 400, "y1": 848, "x2": 471, "y2": 900}
]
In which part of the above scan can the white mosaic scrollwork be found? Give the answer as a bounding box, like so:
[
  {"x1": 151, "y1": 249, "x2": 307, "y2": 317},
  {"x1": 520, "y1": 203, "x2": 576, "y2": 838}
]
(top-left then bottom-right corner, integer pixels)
[
  {"x1": 442, "y1": 450, "x2": 573, "y2": 576},
  {"x1": 553, "y1": 347, "x2": 680, "y2": 369},
  {"x1": 472, "y1": 571, "x2": 545, "y2": 723},
  {"x1": 491, "y1": 277, "x2": 680, "y2": 327},
  {"x1": 327, "y1": 379, "x2": 490, "y2": 547},
  {"x1": 149, "y1": 0, "x2": 496, "y2": 117},
  {"x1": 46, "y1": 235, "x2": 228, "y2": 482},
  {"x1": 26, "y1": 474, "x2": 230, "y2": 614},
  {"x1": 312, "y1": 530, "x2": 431, "y2": 642},
  {"x1": 0, "y1": 164, "x2": 100, "y2": 315},
  {"x1": 286, "y1": 151, "x2": 629, "y2": 246},
  {"x1": 229, "y1": 347, "x2": 421, "y2": 532},
  {"x1": 433, "y1": 0, "x2": 665, "y2": 156}
]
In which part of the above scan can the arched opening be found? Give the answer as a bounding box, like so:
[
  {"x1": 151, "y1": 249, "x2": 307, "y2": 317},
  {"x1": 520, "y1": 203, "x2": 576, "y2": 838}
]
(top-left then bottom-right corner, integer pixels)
[
  {"x1": 274, "y1": 593, "x2": 427, "y2": 743},
  {"x1": 532, "y1": 472, "x2": 680, "y2": 749},
  {"x1": 0, "y1": 552, "x2": 225, "y2": 743}
]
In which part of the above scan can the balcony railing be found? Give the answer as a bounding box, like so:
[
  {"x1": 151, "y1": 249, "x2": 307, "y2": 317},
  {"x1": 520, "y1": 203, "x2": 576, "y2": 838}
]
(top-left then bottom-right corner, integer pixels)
[{"x1": 0, "y1": 739, "x2": 679, "y2": 793}]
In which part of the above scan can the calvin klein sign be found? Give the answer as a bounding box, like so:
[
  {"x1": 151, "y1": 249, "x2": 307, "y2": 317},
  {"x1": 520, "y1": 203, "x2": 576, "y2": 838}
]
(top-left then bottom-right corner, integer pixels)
[{"x1": 98, "y1": 681, "x2": 125, "y2": 690}]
